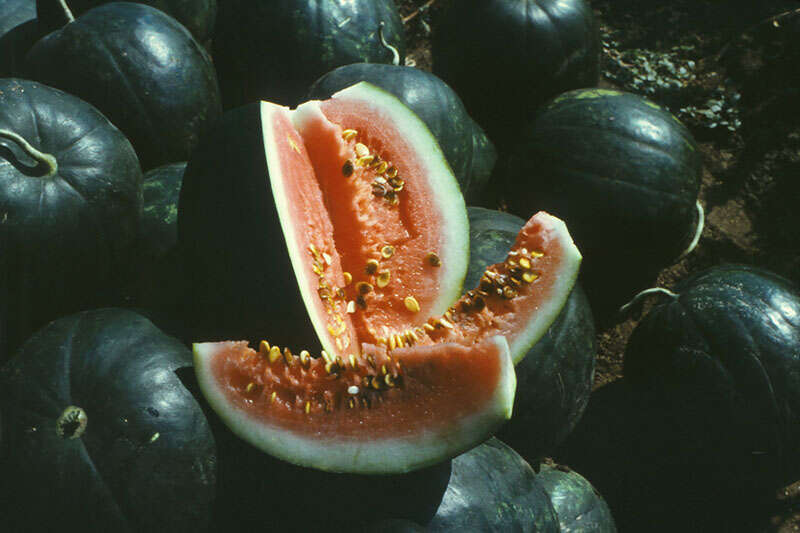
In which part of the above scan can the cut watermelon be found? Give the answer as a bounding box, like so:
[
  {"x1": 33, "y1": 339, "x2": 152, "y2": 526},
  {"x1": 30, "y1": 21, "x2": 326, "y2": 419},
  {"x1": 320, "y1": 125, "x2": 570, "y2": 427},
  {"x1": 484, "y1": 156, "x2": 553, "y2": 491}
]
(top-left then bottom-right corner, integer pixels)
[{"x1": 185, "y1": 83, "x2": 581, "y2": 474}]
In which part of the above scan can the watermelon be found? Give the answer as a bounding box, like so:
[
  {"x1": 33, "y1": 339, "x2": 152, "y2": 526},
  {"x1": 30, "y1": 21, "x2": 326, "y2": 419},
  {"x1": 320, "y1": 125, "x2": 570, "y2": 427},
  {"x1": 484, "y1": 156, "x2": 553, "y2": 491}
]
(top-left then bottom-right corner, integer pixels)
[{"x1": 183, "y1": 83, "x2": 581, "y2": 474}]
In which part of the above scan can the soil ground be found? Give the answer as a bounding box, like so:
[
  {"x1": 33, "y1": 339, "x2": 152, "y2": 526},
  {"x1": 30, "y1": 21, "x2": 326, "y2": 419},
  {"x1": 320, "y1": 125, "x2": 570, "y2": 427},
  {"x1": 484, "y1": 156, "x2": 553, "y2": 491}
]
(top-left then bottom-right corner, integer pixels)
[{"x1": 398, "y1": 0, "x2": 800, "y2": 531}]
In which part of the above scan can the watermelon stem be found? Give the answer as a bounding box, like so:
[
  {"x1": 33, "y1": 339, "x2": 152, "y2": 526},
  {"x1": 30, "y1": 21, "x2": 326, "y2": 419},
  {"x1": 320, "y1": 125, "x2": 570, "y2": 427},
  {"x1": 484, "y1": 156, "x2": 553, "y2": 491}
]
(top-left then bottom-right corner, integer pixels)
[
  {"x1": 619, "y1": 287, "x2": 679, "y2": 316},
  {"x1": 0, "y1": 129, "x2": 58, "y2": 177},
  {"x1": 679, "y1": 201, "x2": 704, "y2": 259},
  {"x1": 378, "y1": 22, "x2": 401, "y2": 66},
  {"x1": 57, "y1": 0, "x2": 76, "y2": 23}
]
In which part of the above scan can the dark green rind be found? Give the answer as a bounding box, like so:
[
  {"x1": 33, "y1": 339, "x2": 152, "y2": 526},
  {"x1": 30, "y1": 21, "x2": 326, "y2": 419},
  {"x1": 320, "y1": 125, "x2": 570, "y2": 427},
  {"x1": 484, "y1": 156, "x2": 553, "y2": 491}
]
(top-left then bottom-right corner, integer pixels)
[
  {"x1": 467, "y1": 207, "x2": 596, "y2": 462},
  {"x1": 426, "y1": 438, "x2": 560, "y2": 532},
  {"x1": 534, "y1": 462, "x2": 618, "y2": 533},
  {"x1": 213, "y1": 0, "x2": 405, "y2": 108},
  {"x1": 36, "y1": 0, "x2": 217, "y2": 44},
  {"x1": 624, "y1": 264, "x2": 800, "y2": 491},
  {"x1": 177, "y1": 103, "x2": 317, "y2": 349},
  {"x1": 141, "y1": 161, "x2": 185, "y2": 263},
  {"x1": 308, "y1": 63, "x2": 496, "y2": 204},
  {"x1": 0, "y1": 308, "x2": 216, "y2": 532},
  {"x1": 432, "y1": 0, "x2": 600, "y2": 143},
  {"x1": 0, "y1": 78, "x2": 142, "y2": 357},
  {"x1": 0, "y1": 19, "x2": 44, "y2": 77},
  {"x1": 503, "y1": 89, "x2": 702, "y2": 318},
  {"x1": 0, "y1": 0, "x2": 34, "y2": 38},
  {"x1": 25, "y1": 2, "x2": 221, "y2": 170}
]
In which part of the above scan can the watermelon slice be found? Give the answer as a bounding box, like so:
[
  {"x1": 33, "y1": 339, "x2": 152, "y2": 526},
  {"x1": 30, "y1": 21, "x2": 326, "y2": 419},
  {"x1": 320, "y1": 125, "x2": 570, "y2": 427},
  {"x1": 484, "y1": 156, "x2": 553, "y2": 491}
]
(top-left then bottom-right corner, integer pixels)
[{"x1": 186, "y1": 83, "x2": 581, "y2": 474}]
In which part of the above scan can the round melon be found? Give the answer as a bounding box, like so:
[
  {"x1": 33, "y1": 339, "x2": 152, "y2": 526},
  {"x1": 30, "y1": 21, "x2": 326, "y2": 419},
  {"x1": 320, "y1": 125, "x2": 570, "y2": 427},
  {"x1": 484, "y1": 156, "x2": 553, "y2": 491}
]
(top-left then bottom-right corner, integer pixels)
[
  {"x1": 502, "y1": 88, "x2": 703, "y2": 318},
  {"x1": 182, "y1": 82, "x2": 581, "y2": 473},
  {"x1": 432, "y1": 0, "x2": 600, "y2": 143},
  {"x1": 0, "y1": 78, "x2": 142, "y2": 358},
  {"x1": 213, "y1": 0, "x2": 406, "y2": 108},
  {"x1": 36, "y1": 0, "x2": 217, "y2": 44},
  {"x1": 624, "y1": 264, "x2": 800, "y2": 491},
  {"x1": 0, "y1": 308, "x2": 217, "y2": 532},
  {"x1": 308, "y1": 63, "x2": 497, "y2": 204},
  {"x1": 24, "y1": 2, "x2": 221, "y2": 170}
]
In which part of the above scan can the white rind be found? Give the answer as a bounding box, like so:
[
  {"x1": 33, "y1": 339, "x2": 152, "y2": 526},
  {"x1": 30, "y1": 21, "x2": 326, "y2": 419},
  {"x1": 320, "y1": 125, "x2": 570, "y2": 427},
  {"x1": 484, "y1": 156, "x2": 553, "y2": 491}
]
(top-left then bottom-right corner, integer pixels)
[
  {"x1": 193, "y1": 336, "x2": 515, "y2": 474},
  {"x1": 323, "y1": 81, "x2": 470, "y2": 316},
  {"x1": 510, "y1": 213, "x2": 583, "y2": 365}
]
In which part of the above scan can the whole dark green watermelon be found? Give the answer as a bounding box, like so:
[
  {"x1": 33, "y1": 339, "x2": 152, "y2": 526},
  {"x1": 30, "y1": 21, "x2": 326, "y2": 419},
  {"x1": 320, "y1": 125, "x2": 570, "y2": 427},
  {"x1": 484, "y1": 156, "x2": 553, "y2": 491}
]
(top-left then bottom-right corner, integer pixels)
[
  {"x1": 0, "y1": 0, "x2": 35, "y2": 38},
  {"x1": 25, "y1": 2, "x2": 221, "y2": 170},
  {"x1": 624, "y1": 264, "x2": 800, "y2": 492},
  {"x1": 426, "y1": 438, "x2": 560, "y2": 532},
  {"x1": 432, "y1": 0, "x2": 600, "y2": 143},
  {"x1": 308, "y1": 63, "x2": 497, "y2": 204},
  {"x1": 36, "y1": 0, "x2": 217, "y2": 44},
  {"x1": 502, "y1": 89, "x2": 702, "y2": 319},
  {"x1": 467, "y1": 207, "x2": 596, "y2": 462},
  {"x1": 0, "y1": 78, "x2": 142, "y2": 357},
  {"x1": 534, "y1": 461, "x2": 617, "y2": 532},
  {"x1": 0, "y1": 308, "x2": 217, "y2": 532},
  {"x1": 213, "y1": 0, "x2": 405, "y2": 108}
]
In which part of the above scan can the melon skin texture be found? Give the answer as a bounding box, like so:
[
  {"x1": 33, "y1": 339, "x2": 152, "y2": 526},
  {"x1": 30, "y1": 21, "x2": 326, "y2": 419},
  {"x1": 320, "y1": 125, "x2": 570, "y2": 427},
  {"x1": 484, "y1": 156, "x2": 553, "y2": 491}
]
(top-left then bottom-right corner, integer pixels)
[
  {"x1": 213, "y1": 0, "x2": 406, "y2": 108},
  {"x1": 466, "y1": 207, "x2": 596, "y2": 463},
  {"x1": 25, "y1": 2, "x2": 222, "y2": 170},
  {"x1": 534, "y1": 462, "x2": 618, "y2": 533},
  {"x1": 432, "y1": 0, "x2": 600, "y2": 143},
  {"x1": 0, "y1": 78, "x2": 142, "y2": 358},
  {"x1": 308, "y1": 63, "x2": 497, "y2": 205},
  {"x1": 0, "y1": 308, "x2": 217, "y2": 533},
  {"x1": 624, "y1": 264, "x2": 800, "y2": 491},
  {"x1": 36, "y1": 0, "x2": 218, "y2": 45},
  {"x1": 503, "y1": 88, "x2": 702, "y2": 319}
]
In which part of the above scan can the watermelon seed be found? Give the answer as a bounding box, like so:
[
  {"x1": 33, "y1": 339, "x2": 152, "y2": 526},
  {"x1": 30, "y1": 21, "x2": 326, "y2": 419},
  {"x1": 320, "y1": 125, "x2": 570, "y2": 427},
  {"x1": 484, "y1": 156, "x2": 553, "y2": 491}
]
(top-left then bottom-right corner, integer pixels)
[
  {"x1": 372, "y1": 184, "x2": 386, "y2": 197},
  {"x1": 380, "y1": 245, "x2": 395, "y2": 258},
  {"x1": 300, "y1": 350, "x2": 310, "y2": 366},
  {"x1": 259, "y1": 340, "x2": 270, "y2": 353},
  {"x1": 375, "y1": 176, "x2": 388, "y2": 185},
  {"x1": 502, "y1": 286, "x2": 518, "y2": 299},
  {"x1": 321, "y1": 350, "x2": 332, "y2": 364},
  {"x1": 349, "y1": 354, "x2": 358, "y2": 369},
  {"x1": 246, "y1": 382, "x2": 257, "y2": 393},
  {"x1": 342, "y1": 159, "x2": 354, "y2": 177},
  {"x1": 376, "y1": 270, "x2": 391, "y2": 288},
  {"x1": 357, "y1": 281, "x2": 373, "y2": 295},
  {"x1": 388, "y1": 177, "x2": 404, "y2": 191},
  {"x1": 366, "y1": 259, "x2": 379, "y2": 274},
  {"x1": 355, "y1": 143, "x2": 370, "y2": 158},
  {"x1": 305, "y1": 402, "x2": 311, "y2": 414},
  {"x1": 268, "y1": 346, "x2": 282, "y2": 363},
  {"x1": 384, "y1": 374, "x2": 395, "y2": 387},
  {"x1": 374, "y1": 161, "x2": 388, "y2": 174},
  {"x1": 389, "y1": 335, "x2": 397, "y2": 350},
  {"x1": 395, "y1": 334, "x2": 405, "y2": 348},
  {"x1": 322, "y1": 252, "x2": 333, "y2": 265},
  {"x1": 366, "y1": 355, "x2": 376, "y2": 368},
  {"x1": 426, "y1": 252, "x2": 441, "y2": 267},
  {"x1": 348, "y1": 398, "x2": 356, "y2": 409},
  {"x1": 519, "y1": 257, "x2": 531, "y2": 269},
  {"x1": 357, "y1": 155, "x2": 375, "y2": 167},
  {"x1": 404, "y1": 296, "x2": 420, "y2": 313},
  {"x1": 522, "y1": 272, "x2": 538, "y2": 283},
  {"x1": 270, "y1": 391, "x2": 277, "y2": 403},
  {"x1": 386, "y1": 166, "x2": 398, "y2": 178},
  {"x1": 283, "y1": 348, "x2": 294, "y2": 365},
  {"x1": 439, "y1": 317, "x2": 454, "y2": 329},
  {"x1": 342, "y1": 129, "x2": 358, "y2": 141},
  {"x1": 346, "y1": 300, "x2": 356, "y2": 313},
  {"x1": 343, "y1": 272, "x2": 353, "y2": 285},
  {"x1": 423, "y1": 323, "x2": 435, "y2": 332}
]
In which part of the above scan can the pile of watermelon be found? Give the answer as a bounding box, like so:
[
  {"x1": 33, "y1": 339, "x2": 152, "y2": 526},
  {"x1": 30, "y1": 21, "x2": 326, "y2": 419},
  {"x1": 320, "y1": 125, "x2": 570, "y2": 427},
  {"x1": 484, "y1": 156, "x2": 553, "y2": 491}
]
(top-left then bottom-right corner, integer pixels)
[{"x1": 0, "y1": 0, "x2": 796, "y2": 531}]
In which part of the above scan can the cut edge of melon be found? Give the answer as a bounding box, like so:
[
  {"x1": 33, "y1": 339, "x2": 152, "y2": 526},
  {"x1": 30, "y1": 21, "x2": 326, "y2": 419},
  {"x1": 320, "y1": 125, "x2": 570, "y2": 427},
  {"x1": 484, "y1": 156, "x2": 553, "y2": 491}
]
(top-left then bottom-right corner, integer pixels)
[
  {"x1": 326, "y1": 82, "x2": 470, "y2": 317},
  {"x1": 193, "y1": 335, "x2": 515, "y2": 474},
  {"x1": 508, "y1": 213, "x2": 582, "y2": 364}
]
